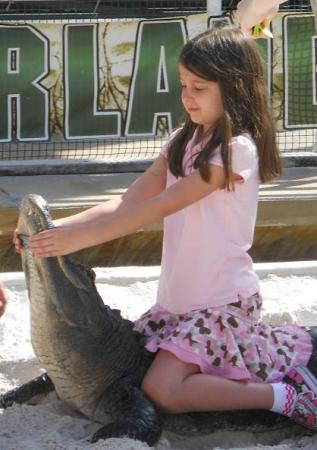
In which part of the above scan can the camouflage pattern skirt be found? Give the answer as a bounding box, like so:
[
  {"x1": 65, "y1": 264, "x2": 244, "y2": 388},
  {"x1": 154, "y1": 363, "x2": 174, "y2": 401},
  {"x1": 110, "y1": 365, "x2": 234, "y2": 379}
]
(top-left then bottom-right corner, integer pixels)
[{"x1": 134, "y1": 293, "x2": 312, "y2": 383}]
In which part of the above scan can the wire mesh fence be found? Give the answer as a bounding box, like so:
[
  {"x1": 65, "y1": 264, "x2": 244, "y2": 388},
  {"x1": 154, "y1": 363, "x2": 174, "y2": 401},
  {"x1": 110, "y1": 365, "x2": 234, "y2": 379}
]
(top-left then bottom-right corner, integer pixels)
[
  {"x1": 0, "y1": 1, "x2": 209, "y2": 19},
  {"x1": 0, "y1": 1, "x2": 316, "y2": 162},
  {"x1": 0, "y1": 1, "x2": 311, "y2": 19}
]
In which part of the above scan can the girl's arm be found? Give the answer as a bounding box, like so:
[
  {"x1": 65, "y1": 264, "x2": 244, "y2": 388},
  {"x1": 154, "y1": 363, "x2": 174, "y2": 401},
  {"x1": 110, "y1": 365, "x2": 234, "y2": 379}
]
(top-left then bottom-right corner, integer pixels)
[
  {"x1": 18, "y1": 155, "x2": 166, "y2": 256},
  {"x1": 237, "y1": 0, "x2": 287, "y2": 36},
  {"x1": 52, "y1": 154, "x2": 168, "y2": 228},
  {"x1": 13, "y1": 155, "x2": 167, "y2": 253},
  {"x1": 29, "y1": 163, "x2": 230, "y2": 257}
]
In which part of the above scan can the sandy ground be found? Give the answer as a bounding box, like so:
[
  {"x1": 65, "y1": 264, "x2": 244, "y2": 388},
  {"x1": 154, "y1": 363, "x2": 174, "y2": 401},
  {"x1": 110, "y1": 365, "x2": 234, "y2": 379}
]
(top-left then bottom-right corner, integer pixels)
[{"x1": 1, "y1": 265, "x2": 317, "y2": 450}]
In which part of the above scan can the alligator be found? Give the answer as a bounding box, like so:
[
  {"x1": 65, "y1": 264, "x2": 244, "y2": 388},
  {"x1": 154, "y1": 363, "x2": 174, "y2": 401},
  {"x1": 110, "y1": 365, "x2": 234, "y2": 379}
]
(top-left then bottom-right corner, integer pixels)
[{"x1": 1, "y1": 193, "x2": 317, "y2": 446}]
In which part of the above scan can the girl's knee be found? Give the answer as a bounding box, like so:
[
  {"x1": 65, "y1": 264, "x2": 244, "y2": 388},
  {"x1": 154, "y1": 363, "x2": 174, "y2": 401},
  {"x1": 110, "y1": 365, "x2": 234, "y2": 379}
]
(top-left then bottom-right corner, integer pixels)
[
  {"x1": 141, "y1": 349, "x2": 199, "y2": 413},
  {"x1": 141, "y1": 370, "x2": 181, "y2": 413}
]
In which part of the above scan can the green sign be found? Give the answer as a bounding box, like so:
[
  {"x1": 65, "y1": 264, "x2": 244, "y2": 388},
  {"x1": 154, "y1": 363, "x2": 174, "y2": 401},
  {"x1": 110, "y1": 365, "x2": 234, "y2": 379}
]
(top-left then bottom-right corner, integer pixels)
[
  {"x1": 125, "y1": 20, "x2": 186, "y2": 136},
  {"x1": 64, "y1": 24, "x2": 121, "y2": 139},
  {"x1": 0, "y1": 25, "x2": 49, "y2": 141},
  {"x1": 0, "y1": 13, "x2": 315, "y2": 144},
  {"x1": 285, "y1": 14, "x2": 317, "y2": 128}
]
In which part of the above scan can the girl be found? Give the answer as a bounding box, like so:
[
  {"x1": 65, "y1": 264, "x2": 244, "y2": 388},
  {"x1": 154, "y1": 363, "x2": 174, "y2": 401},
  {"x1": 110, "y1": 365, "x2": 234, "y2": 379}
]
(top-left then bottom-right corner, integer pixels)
[{"x1": 15, "y1": 27, "x2": 317, "y2": 431}]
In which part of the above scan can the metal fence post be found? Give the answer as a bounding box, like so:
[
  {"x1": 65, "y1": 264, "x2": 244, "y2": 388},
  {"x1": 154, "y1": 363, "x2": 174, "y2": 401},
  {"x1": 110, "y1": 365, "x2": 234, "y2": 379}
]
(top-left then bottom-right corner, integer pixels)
[{"x1": 206, "y1": 0, "x2": 222, "y2": 15}]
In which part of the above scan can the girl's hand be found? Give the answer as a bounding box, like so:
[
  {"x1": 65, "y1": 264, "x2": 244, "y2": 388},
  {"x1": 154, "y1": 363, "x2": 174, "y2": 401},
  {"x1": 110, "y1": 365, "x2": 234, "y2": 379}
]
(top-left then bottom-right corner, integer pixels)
[
  {"x1": 13, "y1": 228, "x2": 23, "y2": 253},
  {"x1": 0, "y1": 282, "x2": 7, "y2": 317},
  {"x1": 29, "y1": 224, "x2": 86, "y2": 257},
  {"x1": 12, "y1": 219, "x2": 62, "y2": 254}
]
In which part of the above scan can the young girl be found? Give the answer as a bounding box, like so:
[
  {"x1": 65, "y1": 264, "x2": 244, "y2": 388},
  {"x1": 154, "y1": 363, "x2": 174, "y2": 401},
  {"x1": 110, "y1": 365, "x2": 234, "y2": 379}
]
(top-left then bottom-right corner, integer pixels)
[{"x1": 14, "y1": 27, "x2": 317, "y2": 431}]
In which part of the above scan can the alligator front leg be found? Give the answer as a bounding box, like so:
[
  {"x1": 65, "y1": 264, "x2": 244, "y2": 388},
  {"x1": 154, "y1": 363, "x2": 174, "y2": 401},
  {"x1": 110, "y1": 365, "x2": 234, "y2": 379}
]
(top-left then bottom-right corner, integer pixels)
[
  {"x1": 91, "y1": 386, "x2": 161, "y2": 446},
  {"x1": 0, "y1": 372, "x2": 54, "y2": 409}
]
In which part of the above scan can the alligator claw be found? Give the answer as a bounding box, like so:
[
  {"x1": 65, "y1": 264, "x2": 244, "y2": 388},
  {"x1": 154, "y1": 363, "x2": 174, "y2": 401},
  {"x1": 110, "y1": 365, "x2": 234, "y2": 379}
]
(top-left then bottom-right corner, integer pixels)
[
  {"x1": 0, "y1": 373, "x2": 54, "y2": 409},
  {"x1": 91, "y1": 387, "x2": 161, "y2": 446},
  {"x1": 91, "y1": 418, "x2": 161, "y2": 447},
  {"x1": 0, "y1": 394, "x2": 6, "y2": 409}
]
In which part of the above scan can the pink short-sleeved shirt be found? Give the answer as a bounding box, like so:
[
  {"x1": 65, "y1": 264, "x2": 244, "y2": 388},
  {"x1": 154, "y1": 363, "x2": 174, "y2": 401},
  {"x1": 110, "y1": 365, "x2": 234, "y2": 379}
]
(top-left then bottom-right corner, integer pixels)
[{"x1": 156, "y1": 128, "x2": 260, "y2": 314}]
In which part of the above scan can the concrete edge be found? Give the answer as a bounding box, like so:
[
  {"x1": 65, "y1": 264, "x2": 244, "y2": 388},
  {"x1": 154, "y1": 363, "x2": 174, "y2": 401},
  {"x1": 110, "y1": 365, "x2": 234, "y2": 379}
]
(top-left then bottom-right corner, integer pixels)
[
  {"x1": 0, "y1": 158, "x2": 151, "y2": 175},
  {"x1": 282, "y1": 153, "x2": 317, "y2": 168},
  {"x1": 0, "y1": 154, "x2": 317, "y2": 176},
  {"x1": 253, "y1": 260, "x2": 317, "y2": 277},
  {"x1": 1, "y1": 261, "x2": 316, "y2": 287}
]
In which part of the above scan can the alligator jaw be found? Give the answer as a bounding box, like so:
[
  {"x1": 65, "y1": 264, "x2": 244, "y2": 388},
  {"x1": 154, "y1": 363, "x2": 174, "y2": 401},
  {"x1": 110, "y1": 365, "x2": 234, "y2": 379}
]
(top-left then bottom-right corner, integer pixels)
[
  {"x1": 19, "y1": 194, "x2": 54, "y2": 237},
  {"x1": 17, "y1": 195, "x2": 107, "y2": 329}
]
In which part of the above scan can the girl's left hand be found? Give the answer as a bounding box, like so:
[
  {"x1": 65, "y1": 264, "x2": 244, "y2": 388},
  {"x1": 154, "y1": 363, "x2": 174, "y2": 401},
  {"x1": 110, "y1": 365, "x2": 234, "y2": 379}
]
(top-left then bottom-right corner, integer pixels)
[
  {"x1": 0, "y1": 282, "x2": 8, "y2": 317},
  {"x1": 29, "y1": 224, "x2": 86, "y2": 257}
]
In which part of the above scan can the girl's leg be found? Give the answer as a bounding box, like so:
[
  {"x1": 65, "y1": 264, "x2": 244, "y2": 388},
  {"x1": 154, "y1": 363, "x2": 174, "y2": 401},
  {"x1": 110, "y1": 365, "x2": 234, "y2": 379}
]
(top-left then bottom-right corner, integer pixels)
[{"x1": 141, "y1": 349, "x2": 274, "y2": 414}]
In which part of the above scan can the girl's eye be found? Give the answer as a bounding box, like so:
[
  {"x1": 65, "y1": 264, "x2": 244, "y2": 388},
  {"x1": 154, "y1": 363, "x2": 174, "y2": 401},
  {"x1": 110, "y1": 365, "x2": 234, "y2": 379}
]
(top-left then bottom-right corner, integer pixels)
[{"x1": 181, "y1": 86, "x2": 204, "y2": 91}]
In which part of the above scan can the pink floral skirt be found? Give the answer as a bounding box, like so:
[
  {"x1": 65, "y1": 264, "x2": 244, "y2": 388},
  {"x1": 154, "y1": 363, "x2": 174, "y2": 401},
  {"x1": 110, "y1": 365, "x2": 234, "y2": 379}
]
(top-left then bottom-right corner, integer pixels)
[{"x1": 134, "y1": 293, "x2": 312, "y2": 383}]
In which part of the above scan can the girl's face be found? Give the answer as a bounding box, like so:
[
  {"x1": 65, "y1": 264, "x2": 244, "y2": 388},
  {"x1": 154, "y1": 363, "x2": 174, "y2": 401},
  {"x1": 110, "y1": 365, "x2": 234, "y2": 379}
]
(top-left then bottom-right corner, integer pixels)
[{"x1": 179, "y1": 64, "x2": 223, "y2": 133}]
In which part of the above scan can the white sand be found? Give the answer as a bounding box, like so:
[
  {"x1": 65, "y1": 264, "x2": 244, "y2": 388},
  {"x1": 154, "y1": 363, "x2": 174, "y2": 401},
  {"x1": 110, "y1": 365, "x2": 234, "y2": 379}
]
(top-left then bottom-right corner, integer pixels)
[{"x1": 1, "y1": 264, "x2": 317, "y2": 450}]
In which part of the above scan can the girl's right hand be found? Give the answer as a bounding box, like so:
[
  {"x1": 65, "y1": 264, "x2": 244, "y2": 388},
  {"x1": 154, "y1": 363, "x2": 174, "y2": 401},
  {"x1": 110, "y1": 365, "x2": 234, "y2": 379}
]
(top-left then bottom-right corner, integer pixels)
[
  {"x1": 13, "y1": 219, "x2": 62, "y2": 254},
  {"x1": 13, "y1": 228, "x2": 23, "y2": 254},
  {"x1": 29, "y1": 223, "x2": 86, "y2": 257}
]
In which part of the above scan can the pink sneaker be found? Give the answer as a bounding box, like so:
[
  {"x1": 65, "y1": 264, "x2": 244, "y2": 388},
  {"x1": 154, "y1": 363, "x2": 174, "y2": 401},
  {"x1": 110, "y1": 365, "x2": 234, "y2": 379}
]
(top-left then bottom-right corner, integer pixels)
[
  {"x1": 284, "y1": 365, "x2": 317, "y2": 431},
  {"x1": 284, "y1": 365, "x2": 317, "y2": 394}
]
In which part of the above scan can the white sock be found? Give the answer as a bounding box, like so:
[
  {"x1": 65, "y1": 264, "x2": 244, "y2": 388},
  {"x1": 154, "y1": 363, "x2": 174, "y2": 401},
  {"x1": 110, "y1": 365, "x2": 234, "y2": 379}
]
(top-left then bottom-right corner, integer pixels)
[{"x1": 270, "y1": 382, "x2": 297, "y2": 416}]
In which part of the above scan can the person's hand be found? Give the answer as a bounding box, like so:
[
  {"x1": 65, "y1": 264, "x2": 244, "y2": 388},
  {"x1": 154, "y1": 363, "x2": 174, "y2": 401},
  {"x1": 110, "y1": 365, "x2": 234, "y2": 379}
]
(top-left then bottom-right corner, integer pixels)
[
  {"x1": 13, "y1": 219, "x2": 64, "y2": 255},
  {"x1": 251, "y1": 19, "x2": 274, "y2": 39},
  {"x1": 0, "y1": 282, "x2": 8, "y2": 317},
  {"x1": 13, "y1": 228, "x2": 23, "y2": 254},
  {"x1": 29, "y1": 224, "x2": 86, "y2": 257},
  {"x1": 236, "y1": 2, "x2": 278, "y2": 38}
]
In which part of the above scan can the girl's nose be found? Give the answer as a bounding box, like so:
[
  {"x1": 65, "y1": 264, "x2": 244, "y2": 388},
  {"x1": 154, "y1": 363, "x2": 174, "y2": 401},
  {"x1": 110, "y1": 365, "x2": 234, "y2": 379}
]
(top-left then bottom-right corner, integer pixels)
[{"x1": 181, "y1": 87, "x2": 191, "y2": 100}]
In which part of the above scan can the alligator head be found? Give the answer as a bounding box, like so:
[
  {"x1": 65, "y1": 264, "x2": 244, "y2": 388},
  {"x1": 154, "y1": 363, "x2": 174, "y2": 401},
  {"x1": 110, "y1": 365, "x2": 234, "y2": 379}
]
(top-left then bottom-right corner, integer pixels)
[{"x1": 18, "y1": 194, "x2": 105, "y2": 329}]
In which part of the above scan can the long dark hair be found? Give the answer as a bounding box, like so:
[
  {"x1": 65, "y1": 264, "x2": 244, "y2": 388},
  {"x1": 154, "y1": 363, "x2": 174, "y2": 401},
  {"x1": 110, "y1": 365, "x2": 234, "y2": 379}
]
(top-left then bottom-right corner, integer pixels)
[{"x1": 167, "y1": 27, "x2": 281, "y2": 189}]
